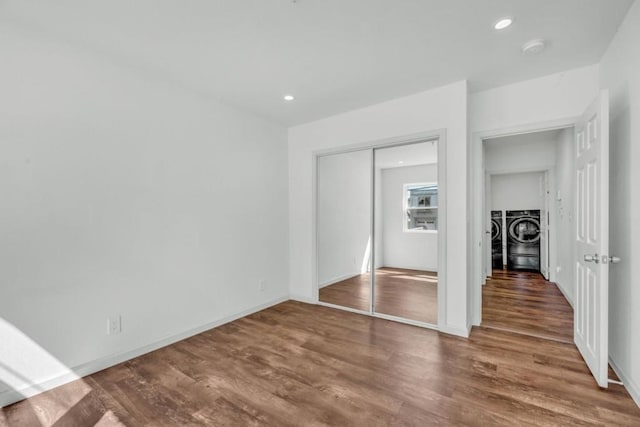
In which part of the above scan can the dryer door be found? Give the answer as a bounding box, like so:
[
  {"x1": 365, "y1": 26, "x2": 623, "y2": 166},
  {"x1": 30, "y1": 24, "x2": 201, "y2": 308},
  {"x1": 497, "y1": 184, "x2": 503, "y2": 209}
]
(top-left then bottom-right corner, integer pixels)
[{"x1": 508, "y1": 217, "x2": 540, "y2": 244}]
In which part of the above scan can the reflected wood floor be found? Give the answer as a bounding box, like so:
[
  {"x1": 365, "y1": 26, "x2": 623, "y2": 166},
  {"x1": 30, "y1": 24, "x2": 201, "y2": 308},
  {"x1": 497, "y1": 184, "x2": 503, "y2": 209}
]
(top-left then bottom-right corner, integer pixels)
[
  {"x1": 2, "y1": 301, "x2": 639, "y2": 426},
  {"x1": 319, "y1": 268, "x2": 437, "y2": 324},
  {"x1": 483, "y1": 269, "x2": 574, "y2": 343}
]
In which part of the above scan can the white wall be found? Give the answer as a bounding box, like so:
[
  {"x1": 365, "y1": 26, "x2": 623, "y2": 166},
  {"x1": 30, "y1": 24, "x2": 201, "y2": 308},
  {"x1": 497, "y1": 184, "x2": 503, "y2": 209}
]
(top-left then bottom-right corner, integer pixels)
[
  {"x1": 484, "y1": 133, "x2": 557, "y2": 172},
  {"x1": 490, "y1": 172, "x2": 544, "y2": 212},
  {"x1": 0, "y1": 20, "x2": 289, "y2": 405},
  {"x1": 599, "y1": 0, "x2": 640, "y2": 407},
  {"x1": 317, "y1": 150, "x2": 371, "y2": 286},
  {"x1": 289, "y1": 80, "x2": 468, "y2": 336},
  {"x1": 381, "y1": 164, "x2": 438, "y2": 271},
  {"x1": 554, "y1": 128, "x2": 576, "y2": 304},
  {"x1": 470, "y1": 65, "x2": 600, "y2": 133}
]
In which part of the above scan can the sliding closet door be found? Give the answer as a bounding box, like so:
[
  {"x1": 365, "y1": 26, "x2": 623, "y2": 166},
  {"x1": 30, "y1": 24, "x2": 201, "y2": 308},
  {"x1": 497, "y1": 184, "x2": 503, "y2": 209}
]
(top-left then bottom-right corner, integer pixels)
[
  {"x1": 373, "y1": 141, "x2": 438, "y2": 324},
  {"x1": 317, "y1": 149, "x2": 372, "y2": 312}
]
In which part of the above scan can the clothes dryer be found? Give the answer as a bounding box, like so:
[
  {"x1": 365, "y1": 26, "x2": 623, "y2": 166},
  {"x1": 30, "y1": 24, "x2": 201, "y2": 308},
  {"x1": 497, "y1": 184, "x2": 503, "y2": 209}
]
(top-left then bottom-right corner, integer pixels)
[{"x1": 506, "y1": 210, "x2": 541, "y2": 271}]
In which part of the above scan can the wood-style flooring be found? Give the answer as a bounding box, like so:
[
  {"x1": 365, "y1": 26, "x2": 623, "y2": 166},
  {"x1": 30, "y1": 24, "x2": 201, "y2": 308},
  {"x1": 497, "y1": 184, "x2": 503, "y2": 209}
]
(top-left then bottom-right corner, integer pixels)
[
  {"x1": 3, "y1": 300, "x2": 639, "y2": 426},
  {"x1": 483, "y1": 269, "x2": 574, "y2": 343},
  {"x1": 319, "y1": 268, "x2": 437, "y2": 324}
]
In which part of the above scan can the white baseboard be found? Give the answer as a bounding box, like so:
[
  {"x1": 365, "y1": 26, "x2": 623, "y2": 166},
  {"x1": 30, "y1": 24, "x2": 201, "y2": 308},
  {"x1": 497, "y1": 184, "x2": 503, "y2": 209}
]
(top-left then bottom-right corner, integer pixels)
[
  {"x1": 382, "y1": 265, "x2": 437, "y2": 273},
  {"x1": 318, "y1": 273, "x2": 359, "y2": 288},
  {"x1": 609, "y1": 356, "x2": 640, "y2": 409},
  {"x1": 555, "y1": 280, "x2": 575, "y2": 308},
  {"x1": 0, "y1": 294, "x2": 289, "y2": 408},
  {"x1": 439, "y1": 323, "x2": 471, "y2": 338},
  {"x1": 288, "y1": 293, "x2": 317, "y2": 304}
]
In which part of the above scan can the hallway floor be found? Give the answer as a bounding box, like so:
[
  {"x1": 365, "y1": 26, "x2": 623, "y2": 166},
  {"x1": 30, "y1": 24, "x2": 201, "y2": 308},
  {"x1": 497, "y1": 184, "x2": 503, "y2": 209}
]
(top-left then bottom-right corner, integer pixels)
[{"x1": 482, "y1": 269, "x2": 574, "y2": 343}]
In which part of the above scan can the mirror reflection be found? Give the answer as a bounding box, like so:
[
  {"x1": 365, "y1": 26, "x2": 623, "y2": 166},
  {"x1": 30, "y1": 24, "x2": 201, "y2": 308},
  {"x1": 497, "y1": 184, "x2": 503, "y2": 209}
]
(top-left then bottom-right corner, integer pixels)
[
  {"x1": 317, "y1": 149, "x2": 372, "y2": 311},
  {"x1": 373, "y1": 141, "x2": 438, "y2": 324}
]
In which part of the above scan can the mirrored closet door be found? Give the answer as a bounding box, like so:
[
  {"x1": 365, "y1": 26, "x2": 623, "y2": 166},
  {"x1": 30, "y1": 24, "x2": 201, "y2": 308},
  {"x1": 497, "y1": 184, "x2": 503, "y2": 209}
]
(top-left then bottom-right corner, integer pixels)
[
  {"x1": 316, "y1": 138, "x2": 440, "y2": 328},
  {"x1": 317, "y1": 149, "x2": 372, "y2": 312},
  {"x1": 373, "y1": 141, "x2": 438, "y2": 325}
]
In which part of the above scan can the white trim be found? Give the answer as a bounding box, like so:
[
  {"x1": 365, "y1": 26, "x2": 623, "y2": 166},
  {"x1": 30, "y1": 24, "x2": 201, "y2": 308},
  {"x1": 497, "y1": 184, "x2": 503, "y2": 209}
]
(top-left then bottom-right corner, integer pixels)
[
  {"x1": 381, "y1": 265, "x2": 438, "y2": 273},
  {"x1": 439, "y1": 324, "x2": 471, "y2": 338},
  {"x1": 373, "y1": 312, "x2": 438, "y2": 330},
  {"x1": 0, "y1": 295, "x2": 289, "y2": 408},
  {"x1": 487, "y1": 164, "x2": 556, "y2": 175},
  {"x1": 370, "y1": 147, "x2": 376, "y2": 314},
  {"x1": 289, "y1": 293, "x2": 317, "y2": 304},
  {"x1": 317, "y1": 301, "x2": 371, "y2": 316},
  {"x1": 435, "y1": 130, "x2": 447, "y2": 329},
  {"x1": 609, "y1": 356, "x2": 640, "y2": 409},
  {"x1": 403, "y1": 181, "x2": 439, "y2": 233},
  {"x1": 313, "y1": 129, "x2": 443, "y2": 157},
  {"x1": 317, "y1": 302, "x2": 439, "y2": 330},
  {"x1": 555, "y1": 279, "x2": 575, "y2": 308},
  {"x1": 318, "y1": 273, "x2": 360, "y2": 289},
  {"x1": 471, "y1": 117, "x2": 578, "y2": 326}
]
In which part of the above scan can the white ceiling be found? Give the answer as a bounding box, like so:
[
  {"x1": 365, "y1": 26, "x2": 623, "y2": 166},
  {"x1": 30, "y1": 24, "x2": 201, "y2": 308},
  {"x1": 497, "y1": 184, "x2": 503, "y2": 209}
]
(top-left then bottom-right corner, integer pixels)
[
  {"x1": 376, "y1": 141, "x2": 437, "y2": 169},
  {"x1": 0, "y1": 0, "x2": 632, "y2": 126}
]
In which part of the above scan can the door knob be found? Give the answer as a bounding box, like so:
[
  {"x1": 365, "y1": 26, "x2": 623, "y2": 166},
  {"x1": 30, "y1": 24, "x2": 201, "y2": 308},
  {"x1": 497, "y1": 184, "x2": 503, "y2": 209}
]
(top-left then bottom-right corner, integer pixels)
[
  {"x1": 602, "y1": 255, "x2": 621, "y2": 264},
  {"x1": 584, "y1": 254, "x2": 599, "y2": 263}
]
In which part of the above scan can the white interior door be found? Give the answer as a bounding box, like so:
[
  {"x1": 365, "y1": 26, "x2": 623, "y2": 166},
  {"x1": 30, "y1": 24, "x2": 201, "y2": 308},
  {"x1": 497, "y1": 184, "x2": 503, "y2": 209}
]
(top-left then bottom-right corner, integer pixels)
[
  {"x1": 574, "y1": 90, "x2": 609, "y2": 388},
  {"x1": 540, "y1": 173, "x2": 549, "y2": 280},
  {"x1": 485, "y1": 173, "x2": 492, "y2": 278}
]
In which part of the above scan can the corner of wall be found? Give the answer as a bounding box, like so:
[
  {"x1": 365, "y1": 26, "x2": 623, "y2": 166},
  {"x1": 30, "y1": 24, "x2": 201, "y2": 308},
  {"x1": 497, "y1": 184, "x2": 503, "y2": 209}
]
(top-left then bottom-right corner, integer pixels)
[
  {"x1": 0, "y1": 295, "x2": 289, "y2": 408},
  {"x1": 609, "y1": 356, "x2": 640, "y2": 409}
]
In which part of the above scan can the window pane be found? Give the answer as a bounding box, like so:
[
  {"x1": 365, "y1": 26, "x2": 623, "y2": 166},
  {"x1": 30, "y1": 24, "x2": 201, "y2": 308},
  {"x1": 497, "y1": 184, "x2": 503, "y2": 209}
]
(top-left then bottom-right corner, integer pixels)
[{"x1": 405, "y1": 183, "x2": 438, "y2": 231}]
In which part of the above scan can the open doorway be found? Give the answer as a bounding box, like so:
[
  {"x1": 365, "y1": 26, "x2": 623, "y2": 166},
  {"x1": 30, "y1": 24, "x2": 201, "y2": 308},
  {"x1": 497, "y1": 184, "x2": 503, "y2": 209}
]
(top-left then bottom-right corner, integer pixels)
[{"x1": 480, "y1": 127, "x2": 576, "y2": 343}]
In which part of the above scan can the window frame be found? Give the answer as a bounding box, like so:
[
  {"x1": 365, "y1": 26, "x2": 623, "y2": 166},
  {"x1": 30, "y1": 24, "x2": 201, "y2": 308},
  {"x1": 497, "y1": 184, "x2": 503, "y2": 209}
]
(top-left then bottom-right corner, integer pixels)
[{"x1": 403, "y1": 182, "x2": 438, "y2": 234}]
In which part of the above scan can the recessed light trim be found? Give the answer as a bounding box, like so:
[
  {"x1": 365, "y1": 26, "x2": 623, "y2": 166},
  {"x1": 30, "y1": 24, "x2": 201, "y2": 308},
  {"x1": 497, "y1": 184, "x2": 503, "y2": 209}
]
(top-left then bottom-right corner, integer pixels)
[
  {"x1": 494, "y1": 17, "x2": 514, "y2": 30},
  {"x1": 283, "y1": 94, "x2": 295, "y2": 101},
  {"x1": 522, "y1": 39, "x2": 546, "y2": 55}
]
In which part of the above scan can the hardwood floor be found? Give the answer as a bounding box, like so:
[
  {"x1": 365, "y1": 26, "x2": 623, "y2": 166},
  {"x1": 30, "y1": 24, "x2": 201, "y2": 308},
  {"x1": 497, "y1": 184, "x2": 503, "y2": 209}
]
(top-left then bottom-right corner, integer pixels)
[
  {"x1": 3, "y1": 301, "x2": 639, "y2": 426},
  {"x1": 482, "y1": 269, "x2": 574, "y2": 343},
  {"x1": 319, "y1": 268, "x2": 437, "y2": 324}
]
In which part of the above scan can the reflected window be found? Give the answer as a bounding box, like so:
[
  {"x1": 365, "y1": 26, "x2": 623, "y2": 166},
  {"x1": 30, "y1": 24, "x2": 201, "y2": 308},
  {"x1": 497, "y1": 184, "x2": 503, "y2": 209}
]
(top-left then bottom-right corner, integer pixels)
[{"x1": 404, "y1": 183, "x2": 438, "y2": 232}]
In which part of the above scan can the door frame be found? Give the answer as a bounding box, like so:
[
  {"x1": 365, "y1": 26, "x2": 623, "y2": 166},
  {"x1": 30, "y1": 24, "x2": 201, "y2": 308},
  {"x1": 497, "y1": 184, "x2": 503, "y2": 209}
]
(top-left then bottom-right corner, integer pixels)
[
  {"x1": 485, "y1": 167, "x2": 555, "y2": 278},
  {"x1": 471, "y1": 118, "x2": 577, "y2": 326},
  {"x1": 312, "y1": 129, "x2": 447, "y2": 330}
]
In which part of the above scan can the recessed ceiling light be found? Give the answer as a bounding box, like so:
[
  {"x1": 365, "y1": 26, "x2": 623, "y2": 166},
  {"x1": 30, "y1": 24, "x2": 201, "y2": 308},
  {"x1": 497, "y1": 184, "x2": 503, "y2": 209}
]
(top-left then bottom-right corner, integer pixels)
[
  {"x1": 283, "y1": 94, "x2": 295, "y2": 101},
  {"x1": 398, "y1": 161, "x2": 404, "y2": 164},
  {"x1": 494, "y1": 17, "x2": 513, "y2": 30}
]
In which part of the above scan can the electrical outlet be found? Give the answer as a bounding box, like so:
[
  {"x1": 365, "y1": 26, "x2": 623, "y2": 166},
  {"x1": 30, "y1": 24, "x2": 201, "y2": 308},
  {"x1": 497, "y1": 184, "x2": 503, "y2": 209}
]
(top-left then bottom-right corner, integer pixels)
[
  {"x1": 107, "y1": 316, "x2": 121, "y2": 335},
  {"x1": 258, "y1": 279, "x2": 266, "y2": 292}
]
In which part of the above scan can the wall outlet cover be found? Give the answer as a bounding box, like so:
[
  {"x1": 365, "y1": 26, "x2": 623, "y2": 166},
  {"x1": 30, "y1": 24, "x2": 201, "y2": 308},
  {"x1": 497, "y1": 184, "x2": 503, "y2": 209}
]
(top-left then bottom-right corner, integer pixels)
[{"x1": 107, "y1": 316, "x2": 121, "y2": 335}]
